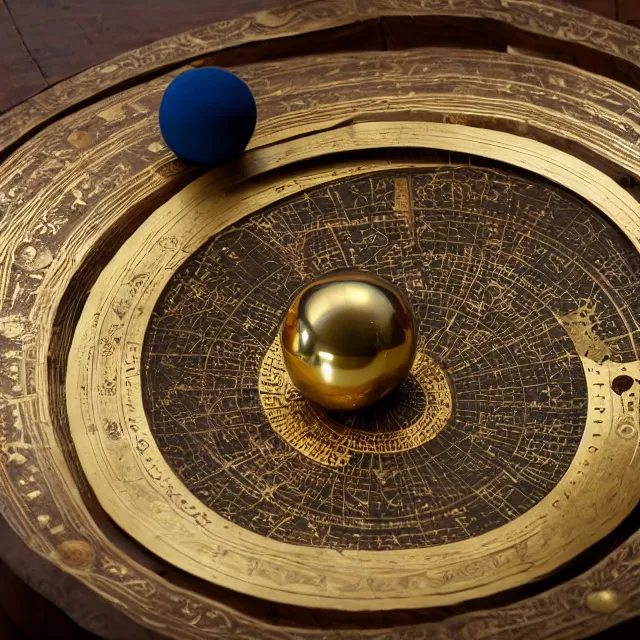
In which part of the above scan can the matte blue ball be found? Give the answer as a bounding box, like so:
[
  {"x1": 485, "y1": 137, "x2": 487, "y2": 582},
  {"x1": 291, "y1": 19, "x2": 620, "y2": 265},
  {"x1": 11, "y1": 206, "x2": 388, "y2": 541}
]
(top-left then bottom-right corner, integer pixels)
[{"x1": 159, "y1": 67, "x2": 257, "y2": 165}]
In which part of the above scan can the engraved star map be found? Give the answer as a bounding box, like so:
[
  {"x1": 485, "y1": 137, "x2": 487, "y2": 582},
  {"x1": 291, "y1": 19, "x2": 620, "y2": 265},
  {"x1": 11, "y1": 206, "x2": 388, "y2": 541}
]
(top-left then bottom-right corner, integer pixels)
[{"x1": 142, "y1": 165, "x2": 640, "y2": 552}]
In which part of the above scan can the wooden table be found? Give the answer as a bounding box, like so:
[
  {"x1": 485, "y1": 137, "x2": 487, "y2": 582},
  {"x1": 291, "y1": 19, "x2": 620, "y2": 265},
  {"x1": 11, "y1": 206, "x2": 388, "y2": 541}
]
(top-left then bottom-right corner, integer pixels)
[
  {"x1": 1, "y1": 0, "x2": 639, "y2": 113},
  {"x1": 1, "y1": 1, "x2": 639, "y2": 639}
]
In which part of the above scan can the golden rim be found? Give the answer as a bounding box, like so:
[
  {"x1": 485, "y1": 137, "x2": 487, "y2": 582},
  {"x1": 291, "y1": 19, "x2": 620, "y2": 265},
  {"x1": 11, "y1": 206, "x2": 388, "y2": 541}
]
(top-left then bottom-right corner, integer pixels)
[{"x1": 67, "y1": 122, "x2": 640, "y2": 610}]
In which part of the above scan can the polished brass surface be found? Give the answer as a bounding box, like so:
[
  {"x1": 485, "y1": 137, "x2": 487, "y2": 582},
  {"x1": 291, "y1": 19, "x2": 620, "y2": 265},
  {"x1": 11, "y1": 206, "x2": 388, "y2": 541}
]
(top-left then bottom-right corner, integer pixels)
[
  {"x1": 280, "y1": 270, "x2": 416, "y2": 410},
  {"x1": 585, "y1": 590, "x2": 623, "y2": 614},
  {"x1": 260, "y1": 341, "x2": 452, "y2": 466}
]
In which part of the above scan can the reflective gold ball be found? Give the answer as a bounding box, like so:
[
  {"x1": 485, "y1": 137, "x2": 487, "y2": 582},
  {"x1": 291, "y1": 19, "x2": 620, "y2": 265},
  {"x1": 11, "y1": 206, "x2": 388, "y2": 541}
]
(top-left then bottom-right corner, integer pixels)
[{"x1": 281, "y1": 270, "x2": 417, "y2": 411}]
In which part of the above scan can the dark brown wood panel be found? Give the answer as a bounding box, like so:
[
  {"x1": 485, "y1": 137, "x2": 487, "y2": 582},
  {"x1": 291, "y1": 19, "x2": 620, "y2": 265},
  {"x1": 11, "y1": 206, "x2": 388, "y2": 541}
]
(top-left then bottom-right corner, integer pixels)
[
  {"x1": 0, "y1": 605, "x2": 26, "y2": 640},
  {"x1": 619, "y1": 0, "x2": 640, "y2": 27},
  {"x1": 0, "y1": 0, "x2": 635, "y2": 116},
  {"x1": 0, "y1": 0, "x2": 46, "y2": 113},
  {"x1": 0, "y1": 555, "x2": 95, "y2": 639},
  {"x1": 566, "y1": 0, "x2": 617, "y2": 19},
  {"x1": 0, "y1": 1, "x2": 630, "y2": 109},
  {"x1": 380, "y1": 14, "x2": 640, "y2": 91},
  {"x1": 4, "y1": 0, "x2": 285, "y2": 85}
]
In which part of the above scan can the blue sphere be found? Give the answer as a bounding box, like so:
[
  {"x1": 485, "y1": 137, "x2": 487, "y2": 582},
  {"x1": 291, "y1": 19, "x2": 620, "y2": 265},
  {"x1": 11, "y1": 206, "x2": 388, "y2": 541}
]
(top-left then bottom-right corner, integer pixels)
[{"x1": 159, "y1": 67, "x2": 257, "y2": 165}]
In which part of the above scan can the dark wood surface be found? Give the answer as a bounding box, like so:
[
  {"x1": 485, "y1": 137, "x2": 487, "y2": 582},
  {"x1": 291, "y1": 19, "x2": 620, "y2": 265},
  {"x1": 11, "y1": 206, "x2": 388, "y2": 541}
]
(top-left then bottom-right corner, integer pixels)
[
  {"x1": 0, "y1": 0, "x2": 46, "y2": 113},
  {"x1": 568, "y1": 0, "x2": 616, "y2": 18},
  {"x1": 0, "y1": 0, "x2": 636, "y2": 114},
  {"x1": 619, "y1": 0, "x2": 640, "y2": 27},
  {"x1": 0, "y1": 515, "x2": 169, "y2": 640},
  {"x1": 0, "y1": 559, "x2": 94, "y2": 640},
  {"x1": 4, "y1": 0, "x2": 285, "y2": 84},
  {"x1": 0, "y1": 0, "x2": 283, "y2": 113}
]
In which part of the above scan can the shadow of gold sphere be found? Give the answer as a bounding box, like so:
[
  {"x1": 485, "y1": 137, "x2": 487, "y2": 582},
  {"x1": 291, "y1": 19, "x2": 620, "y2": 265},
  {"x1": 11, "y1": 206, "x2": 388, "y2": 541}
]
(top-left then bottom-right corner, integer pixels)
[{"x1": 281, "y1": 270, "x2": 416, "y2": 411}]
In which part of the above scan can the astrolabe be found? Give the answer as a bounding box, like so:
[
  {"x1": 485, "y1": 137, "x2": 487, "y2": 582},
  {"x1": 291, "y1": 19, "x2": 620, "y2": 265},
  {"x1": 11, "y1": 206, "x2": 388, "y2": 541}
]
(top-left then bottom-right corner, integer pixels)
[
  {"x1": 6, "y1": 0, "x2": 640, "y2": 635},
  {"x1": 68, "y1": 161, "x2": 640, "y2": 615}
]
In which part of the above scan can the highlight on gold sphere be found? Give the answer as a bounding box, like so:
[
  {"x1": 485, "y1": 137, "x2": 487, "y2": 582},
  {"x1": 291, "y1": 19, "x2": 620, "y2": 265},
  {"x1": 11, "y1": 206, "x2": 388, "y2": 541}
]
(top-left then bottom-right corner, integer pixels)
[{"x1": 280, "y1": 270, "x2": 417, "y2": 411}]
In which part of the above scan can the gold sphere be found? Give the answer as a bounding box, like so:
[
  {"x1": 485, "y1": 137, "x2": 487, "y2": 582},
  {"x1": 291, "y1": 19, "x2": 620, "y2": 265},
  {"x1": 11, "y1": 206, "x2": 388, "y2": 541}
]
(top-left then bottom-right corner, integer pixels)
[
  {"x1": 280, "y1": 270, "x2": 416, "y2": 411},
  {"x1": 585, "y1": 590, "x2": 622, "y2": 614}
]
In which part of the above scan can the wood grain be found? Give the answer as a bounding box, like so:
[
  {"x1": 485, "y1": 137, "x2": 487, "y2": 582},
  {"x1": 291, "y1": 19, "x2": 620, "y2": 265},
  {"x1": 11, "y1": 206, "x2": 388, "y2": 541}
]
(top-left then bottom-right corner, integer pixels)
[
  {"x1": 4, "y1": 0, "x2": 285, "y2": 85},
  {"x1": 0, "y1": 0, "x2": 630, "y2": 117},
  {"x1": 0, "y1": 0, "x2": 46, "y2": 114}
]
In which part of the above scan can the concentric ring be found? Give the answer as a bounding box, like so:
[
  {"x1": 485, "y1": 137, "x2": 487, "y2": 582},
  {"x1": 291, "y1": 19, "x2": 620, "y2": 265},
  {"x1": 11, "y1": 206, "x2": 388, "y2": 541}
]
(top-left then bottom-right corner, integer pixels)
[{"x1": 67, "y1": 124, "x2": 640, "y2": 610}]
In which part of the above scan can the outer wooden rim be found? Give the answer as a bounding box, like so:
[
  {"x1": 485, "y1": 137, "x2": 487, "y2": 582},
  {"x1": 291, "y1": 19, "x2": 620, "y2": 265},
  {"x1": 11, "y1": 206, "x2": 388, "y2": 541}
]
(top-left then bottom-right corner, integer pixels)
[
  {"x1": 2, "y1": 0, "x2": 640, "y2": 153},
  {"x1": 67, "y1": 122, "x2": 640, "y2": 611},
  {"x1": 0, "y1": 22, "x2": 639, "y2": 640}
]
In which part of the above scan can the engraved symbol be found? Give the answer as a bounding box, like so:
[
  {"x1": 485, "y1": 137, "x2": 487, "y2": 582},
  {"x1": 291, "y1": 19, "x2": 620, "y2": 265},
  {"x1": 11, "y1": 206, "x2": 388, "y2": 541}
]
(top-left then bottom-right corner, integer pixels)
[
  {"x1": 104, "y1": 420, "x2": 122, "y2": 441},
  {"x1": 258, "y1": 340, "x2": 452, "y2": 467},
  {"x1": 615, "y1": 420, "x2": 637, "y2": 440}
]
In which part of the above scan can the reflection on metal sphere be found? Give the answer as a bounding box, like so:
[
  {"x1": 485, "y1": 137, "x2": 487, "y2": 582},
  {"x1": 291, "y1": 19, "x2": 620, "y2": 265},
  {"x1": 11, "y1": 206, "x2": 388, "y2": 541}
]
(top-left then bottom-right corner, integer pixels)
[{"x1": 280, "y1": 270, "x2": 417, "y2": 411}]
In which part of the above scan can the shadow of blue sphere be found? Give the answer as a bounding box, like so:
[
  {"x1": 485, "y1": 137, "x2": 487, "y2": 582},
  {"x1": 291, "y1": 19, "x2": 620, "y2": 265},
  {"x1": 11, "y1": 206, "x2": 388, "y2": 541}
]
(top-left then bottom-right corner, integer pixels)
[{"x1": 159, "y1": 67, "x2": 257, "y2": 165}]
